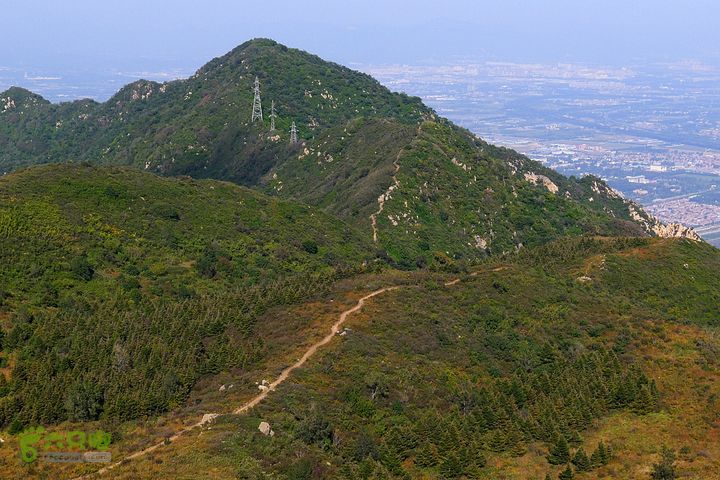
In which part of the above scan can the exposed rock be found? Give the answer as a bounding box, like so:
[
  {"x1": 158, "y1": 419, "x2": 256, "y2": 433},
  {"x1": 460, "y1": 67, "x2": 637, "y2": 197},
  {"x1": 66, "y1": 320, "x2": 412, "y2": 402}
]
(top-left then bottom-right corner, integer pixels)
[
  {"x1": 451, "y1": 157, "x2": 470, "y2": 171},
  {"x1": 200, "y1": 413, "x2": 219, "y2": 426},
  {"x1": 524, "y1": 172, "x2": 559, "y2": 194},
  {"x1": 652, "y1": 222, "x2": 702, "y2": 241},
  {"x1": 628, "y1": 204, "x2": 701, "y2": 240},
  {"x1": 219, "y1": 384, "x2": 226, "y2": 392},
  {"x1": 258, "y1": 421, "x2": 275, "y2": 436},
  {"x1": 2, "y1": 97, "x2": 15, "y2": 112}
]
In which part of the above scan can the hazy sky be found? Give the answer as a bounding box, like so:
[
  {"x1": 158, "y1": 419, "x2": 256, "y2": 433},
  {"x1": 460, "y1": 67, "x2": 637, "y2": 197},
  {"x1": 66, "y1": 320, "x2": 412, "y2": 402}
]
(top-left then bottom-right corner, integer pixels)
[{"x1": 3, "y1": 0, "x2": 720, "y2": 71}]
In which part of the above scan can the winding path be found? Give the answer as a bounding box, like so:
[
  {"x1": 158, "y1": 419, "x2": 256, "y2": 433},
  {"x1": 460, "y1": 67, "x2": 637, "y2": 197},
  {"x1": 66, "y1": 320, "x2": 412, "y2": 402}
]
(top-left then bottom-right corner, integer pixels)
[
  {"x1": 74, "y1": 265, "x2": 498, "y2": 478},
  {"x1": 74, "y1": 286, "x2": 401, "y2": 479}
]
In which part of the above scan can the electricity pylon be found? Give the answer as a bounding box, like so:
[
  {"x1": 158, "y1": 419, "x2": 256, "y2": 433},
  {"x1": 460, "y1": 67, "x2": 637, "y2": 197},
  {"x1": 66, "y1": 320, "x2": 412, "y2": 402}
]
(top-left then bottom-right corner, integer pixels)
[
  {"x1": 251, "y1": 76, "x2": 263, "y2": 122},
  {"x1": 290, "y1": 121, "x2": 298, "y2": 144}
]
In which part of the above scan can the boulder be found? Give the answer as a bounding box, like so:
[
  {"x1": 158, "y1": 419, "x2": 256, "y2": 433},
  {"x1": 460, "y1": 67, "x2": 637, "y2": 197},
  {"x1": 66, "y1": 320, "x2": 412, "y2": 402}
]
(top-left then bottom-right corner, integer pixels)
[{"x1": 258, "y1": 421, "x2": 275, "y2": 436}]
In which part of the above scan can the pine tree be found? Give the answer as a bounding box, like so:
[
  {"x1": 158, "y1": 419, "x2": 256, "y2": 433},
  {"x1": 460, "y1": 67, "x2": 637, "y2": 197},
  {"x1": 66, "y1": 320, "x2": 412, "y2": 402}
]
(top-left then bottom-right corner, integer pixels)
[
  {"x1": 379, "y1": 445, "x2": 405, "y2": 477},
  {"x1": 558, "y1": 464, "x2": 574, "y2": 480},
  {"x1": 545, "y1": 474, "x2": 552, "y2": 480},
  {"x1": 589, "y1": 440, "x2": 612, "y2": 467},
  {"x1": 572, "y1": 447, "x2": 591, "y2": 472},
  {"x1": 473, "y1": 448, "x2": 487, "y2": 469},
  {"x1": 487, "y1": 428, "x2": 508, "y2": 453},
  {"x1": 567, "y1": 430, "x2": 582, "y2": 447},
  {"x1": 506, "y1": 423, "x2": 527, "y2": 456},
  {"x1": 547, "y1": 436, "x2": 571, "y2": 465},
  {"x1": 415, "y1": 442, "x2": 439, "y2": 468},
  {"x1": 601, "y1": 441, "x2": 612, "y2": 465},
  {"x1": 650, "y1": 445, "x2": 676, "y2": 480},
  {"x1": 590, "y1": 446, "x2": 602, "y2": 468},
  {"x1": 439, "y1": 451, "x2": 464, "y2": 478},
  {"x1": 632, "y1": 383, "x2": 656, "y2": 414}
]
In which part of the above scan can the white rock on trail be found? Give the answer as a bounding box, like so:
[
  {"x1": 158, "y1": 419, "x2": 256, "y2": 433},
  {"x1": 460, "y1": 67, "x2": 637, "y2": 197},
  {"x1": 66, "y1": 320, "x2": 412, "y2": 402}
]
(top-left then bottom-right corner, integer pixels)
[
  {"x1": 200, "y1": 413, "x2": 219, "y2": 426},
  {"x1": 258, "y1": 421, "x2": 275, "y2": 436}
]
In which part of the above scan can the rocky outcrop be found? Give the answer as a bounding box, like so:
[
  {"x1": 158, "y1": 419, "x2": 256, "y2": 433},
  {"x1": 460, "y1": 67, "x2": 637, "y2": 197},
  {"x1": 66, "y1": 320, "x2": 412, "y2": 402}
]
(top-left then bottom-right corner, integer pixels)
[
  {"x1": 651, "y1": 221, "x2": 702, "y2": 241},
  {"x1": 524, "y1": 172, "x2": 559, "y2": 194},
  {"x1": 628, "y1": 204, "x2": 701, "y2": 241}
]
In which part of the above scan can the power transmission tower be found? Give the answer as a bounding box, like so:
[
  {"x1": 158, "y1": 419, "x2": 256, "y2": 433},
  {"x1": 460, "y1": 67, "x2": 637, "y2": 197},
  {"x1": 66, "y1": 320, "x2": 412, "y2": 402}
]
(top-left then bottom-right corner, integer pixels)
[
  {"x1": 269, "y1": 100, "x2": 277, "y2": 131},
  {"x1": 290, "y1": 121, "x2": 298, "y2": 144},
  {"x1": 251, "y1": 76, "x2": 263, "y2": 122}
]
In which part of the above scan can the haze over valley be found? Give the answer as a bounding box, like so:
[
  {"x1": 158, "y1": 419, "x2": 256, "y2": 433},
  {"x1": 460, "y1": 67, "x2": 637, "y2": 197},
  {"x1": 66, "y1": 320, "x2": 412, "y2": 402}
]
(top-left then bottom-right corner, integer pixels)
[{"x1": 364, "y1": 60, "x2": 720, "y2": 246}]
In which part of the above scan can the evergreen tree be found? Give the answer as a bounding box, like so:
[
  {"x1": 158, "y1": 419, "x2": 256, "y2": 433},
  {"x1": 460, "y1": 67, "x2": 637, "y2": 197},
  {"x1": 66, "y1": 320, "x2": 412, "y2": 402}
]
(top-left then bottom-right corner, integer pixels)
[
  {"x1": 591, "y1": 440, "x2": 611, "y2": 466},
  {"x1": 439, "y1": 451, "x2": 464, "y2": 478},
  {"x1": 487, "y1": 428, "x2": 508, "y2": 453},
  {"x1": 545, "y1": 474, "x2": 552, "y2": 480},
  {"x1": 632, "y1": 384, "x2": 657, "y2": 414},
  {"x1": 572, "y1": 447, "x2": 591, "y2": 472},
  {"x1": 558, "y1": 464, "x2": 574, "y2": 480},
  {"x1": 506, "y1": 422, "x2": 527, "y2": 456},
  {"x1": 547, "y1": 436, "x2": 571, "y2": 465},
  {"x1": 650, "y1": 445, "x2": 676, "y2": 480},
  {"x1": 415, "y1": 442, "x2": 439, "y2": 468},
  {"x1": 379, "y1": 445, "x2": 405, "y2": 477},
  {"x1": 601, "y1": 441, "x2": 612, "y2": 465},
  {"x1": 473, "y1": 448, "x2": 487, "y2": 469},
  {"x1": 590, "y1": 446, "x2": 602, "y2": 468},
  {"x1": 385, "y1": 424, "x2": 417, "y2": 458}
]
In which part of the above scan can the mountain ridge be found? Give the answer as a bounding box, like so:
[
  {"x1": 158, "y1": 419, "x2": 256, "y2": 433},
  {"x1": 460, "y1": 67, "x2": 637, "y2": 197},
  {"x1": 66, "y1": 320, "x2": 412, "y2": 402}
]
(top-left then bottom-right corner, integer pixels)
[{"x1": 0, "y1": 38, "x2": 701, "y2": 264}]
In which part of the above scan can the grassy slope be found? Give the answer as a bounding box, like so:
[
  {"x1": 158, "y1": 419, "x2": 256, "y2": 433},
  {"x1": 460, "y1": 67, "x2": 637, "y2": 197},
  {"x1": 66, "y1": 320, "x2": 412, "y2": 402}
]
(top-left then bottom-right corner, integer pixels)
[
  {"x1": 13, "y1": 237, "x2": 717, "y2": 480},
  {"x1": 0, "y1": 163, "x2": 375, "y2": 431},
  {"x1": 0, "y1": 163, "x2": 373, "y2": 303}
]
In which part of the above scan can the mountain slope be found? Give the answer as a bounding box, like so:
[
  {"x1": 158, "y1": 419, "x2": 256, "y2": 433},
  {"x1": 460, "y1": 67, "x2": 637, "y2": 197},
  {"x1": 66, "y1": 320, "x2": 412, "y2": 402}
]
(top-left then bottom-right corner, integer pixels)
[
  {"x1": 0, "y1": 39, "x2": 428, "y2": 180},
  {"x1": 0, "y1": 163, "x2": 374, "y2": 428},
  {"x1": 265, "y1": 117, "x2": 678, "y2": 264},
  {"x1": 32, "y1": 237, "x2": 719, "y2": 480},
  {"x1": 0, "y1": 39, "x2": 698, "y2": 264}
]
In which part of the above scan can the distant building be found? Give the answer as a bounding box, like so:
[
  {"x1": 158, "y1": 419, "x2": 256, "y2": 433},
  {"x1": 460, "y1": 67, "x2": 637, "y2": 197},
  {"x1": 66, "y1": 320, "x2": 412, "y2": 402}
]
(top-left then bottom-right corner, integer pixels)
[{"x1": 627, "y1": 175, "x2": 652, "y2": 184}]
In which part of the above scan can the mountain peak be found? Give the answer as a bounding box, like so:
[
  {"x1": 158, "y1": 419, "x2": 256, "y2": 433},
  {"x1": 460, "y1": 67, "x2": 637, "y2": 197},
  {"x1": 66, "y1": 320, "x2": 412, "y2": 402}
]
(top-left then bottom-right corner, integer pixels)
[
  {"x1": 0, "y1": 39, "x2": 694, "y2": 260},
  {"x1": 0, "y1": 86, "x2": 49, "y2": 111}
]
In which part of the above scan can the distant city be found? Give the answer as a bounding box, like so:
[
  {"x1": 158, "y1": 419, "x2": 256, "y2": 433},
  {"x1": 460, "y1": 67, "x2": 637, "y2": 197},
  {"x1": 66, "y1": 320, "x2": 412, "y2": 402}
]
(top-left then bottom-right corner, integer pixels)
[
  {"x1": 363, "y1": 60, "x2": 720, "y2": 246},
  {"x1": 2, "y1": 59, "x2": 719, "y2": 246}
]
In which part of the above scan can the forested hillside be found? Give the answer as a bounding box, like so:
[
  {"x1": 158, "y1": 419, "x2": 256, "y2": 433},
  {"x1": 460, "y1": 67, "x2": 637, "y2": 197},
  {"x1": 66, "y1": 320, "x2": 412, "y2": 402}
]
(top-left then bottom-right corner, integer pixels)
[
  {"x1": 0, "y1": 163, "x2": 373, "y2": 429},
  {"x1": 0, "y1": 39, "x2": 692, "y2": 264},
  {"x1": 44, "y1": 237, "x2": 720, "y2": 480}
]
